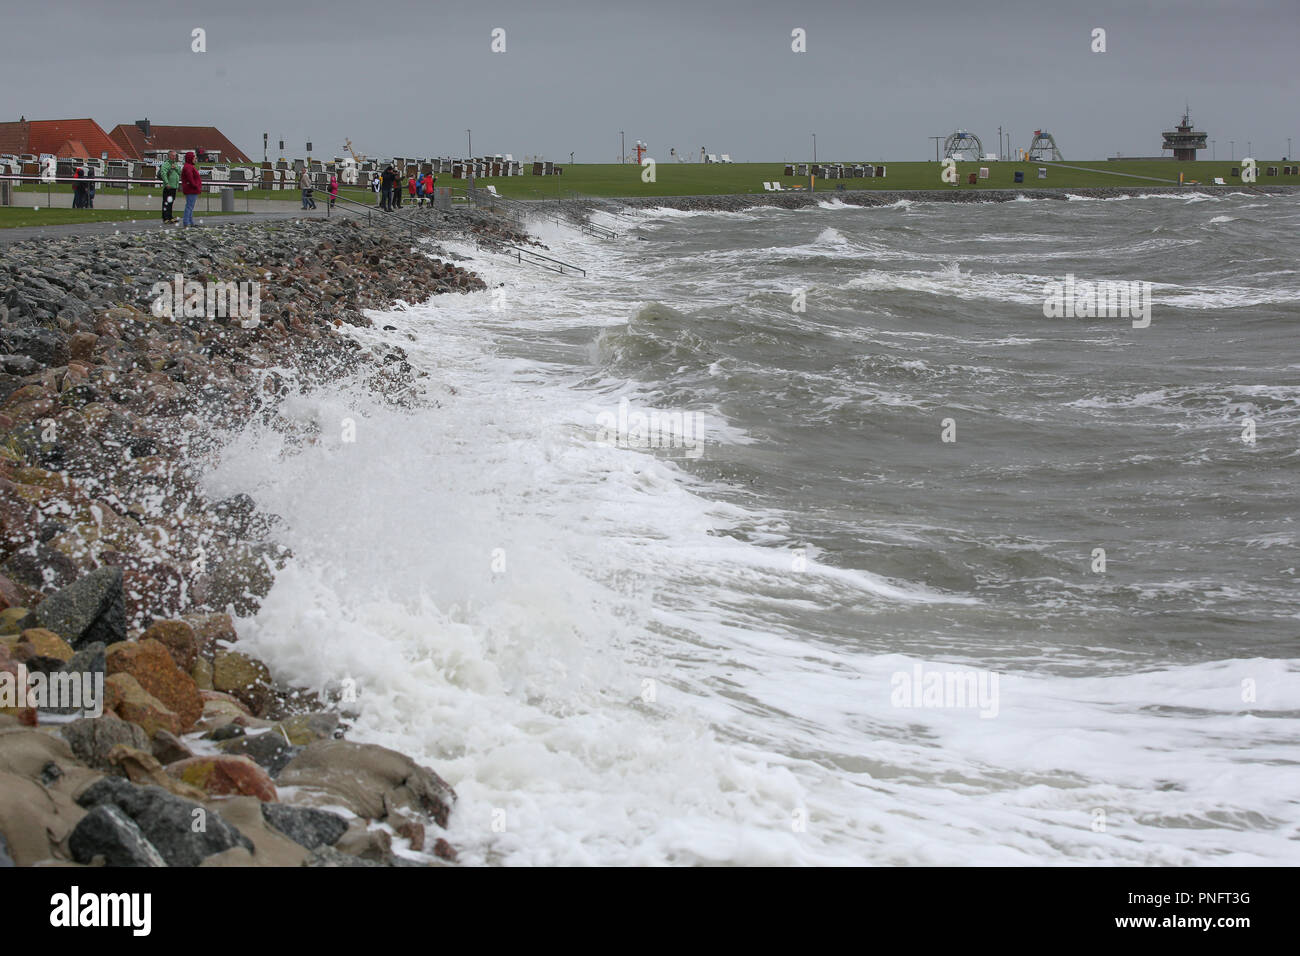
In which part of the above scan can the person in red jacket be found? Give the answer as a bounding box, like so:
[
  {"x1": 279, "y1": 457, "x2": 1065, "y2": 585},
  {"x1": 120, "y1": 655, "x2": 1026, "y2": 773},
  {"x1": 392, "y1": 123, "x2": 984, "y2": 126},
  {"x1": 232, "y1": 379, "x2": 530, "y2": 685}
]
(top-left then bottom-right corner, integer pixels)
[
  {"x1": 420, "y1": 171, "x2": 435, "y2": 207},
  {"x1": 180, "y1": 151, "x2": 202, "y2": 227}
]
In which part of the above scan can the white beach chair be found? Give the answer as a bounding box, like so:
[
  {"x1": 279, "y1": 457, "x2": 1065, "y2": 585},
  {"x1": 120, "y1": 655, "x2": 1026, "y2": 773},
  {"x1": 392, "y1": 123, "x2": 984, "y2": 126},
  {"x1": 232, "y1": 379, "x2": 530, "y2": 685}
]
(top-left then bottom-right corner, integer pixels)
[
  {"x1": 1214, "y1": 177, "x2": 1226, "y2": 185},
  {"x1": 762, "y1": 182, "x2": 773, "y2": 191},
  {"x1": 486, "y1": 185, "x2": 499, "y2": 196},
  {"x1": 721, "y1": 154, "x2": 732, "y2": 163},
  {"x1": 707, "y1": 154, "x2": 718, "y2": 164}
]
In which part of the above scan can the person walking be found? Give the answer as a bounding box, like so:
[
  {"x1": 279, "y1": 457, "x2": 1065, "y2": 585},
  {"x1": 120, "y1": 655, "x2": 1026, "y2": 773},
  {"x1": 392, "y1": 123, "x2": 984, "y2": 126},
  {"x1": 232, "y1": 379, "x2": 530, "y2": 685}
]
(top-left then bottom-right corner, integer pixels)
[
  {"x1": 158, "y1": 151, "x2": 180, "y2": 223},
  {"x1": 329, "y1": 173, "x2": 338, "y2": 209},
  {"x1": 299, "y1": 167, "x2": 316, "y2": 209},
  {"x1": 180, "y1": 151, "x2": 202, "y2": 227},
  {"x1": 379, "y1": 164, "x2": 395, "y2": 211},
  {"x1": 421, "y1": 170, "x2": 435, "y2": 207},
  {"x1": 371, "y1": 172, "x2": 381, "y2": 205},
  {"x1": 408, "y1": 172, "x2": 418, "y2": 207},
  {"x1": 71, "y1": 167, "x2": 85, "y2": 209}
]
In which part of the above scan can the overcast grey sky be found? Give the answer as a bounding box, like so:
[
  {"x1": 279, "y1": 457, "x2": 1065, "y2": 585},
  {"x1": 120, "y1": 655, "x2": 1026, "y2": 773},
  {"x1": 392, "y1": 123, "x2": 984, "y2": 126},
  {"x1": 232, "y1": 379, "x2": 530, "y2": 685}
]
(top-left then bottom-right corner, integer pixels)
[{"x1": 4, "y1": 0, "x2": 1297, "y2": 162}]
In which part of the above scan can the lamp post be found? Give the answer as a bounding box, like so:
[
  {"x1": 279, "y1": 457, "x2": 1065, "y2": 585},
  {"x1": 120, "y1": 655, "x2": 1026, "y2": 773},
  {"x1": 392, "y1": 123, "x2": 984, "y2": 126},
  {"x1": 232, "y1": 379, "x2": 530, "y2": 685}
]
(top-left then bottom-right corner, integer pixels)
[
  {"x1": 929, "y1": 136, "x2": 942, "y2": 162},
  {"x1": 1230, "y1": 140, "x2": 1234, "y2": 160},
  {"x1": 620, "y1": 130, "x2": 625, "y2": 164},
  {"x1": 1247, "y1": 140, "x2": 1252, "y2": 157},
  {"x1": 1211, "y1": 139, "x2": 1215, "y2": 161},
  {"x1": 466, "y1": 130, "x2": 472, "y2": 158}
]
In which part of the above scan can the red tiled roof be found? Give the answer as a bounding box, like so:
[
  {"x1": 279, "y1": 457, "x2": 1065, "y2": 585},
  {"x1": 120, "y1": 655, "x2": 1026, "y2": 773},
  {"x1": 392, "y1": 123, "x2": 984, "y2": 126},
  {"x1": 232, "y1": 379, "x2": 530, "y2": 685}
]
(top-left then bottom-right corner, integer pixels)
[
  {"x1": 0, "y1": 120, "x2": 29, "y2": 156},
  {"x1": 0, "y1": 119, "x2": 129, "y2": 160},
  {"x1": 109, "y1": 124, "x2": 251, "y2": 164}
]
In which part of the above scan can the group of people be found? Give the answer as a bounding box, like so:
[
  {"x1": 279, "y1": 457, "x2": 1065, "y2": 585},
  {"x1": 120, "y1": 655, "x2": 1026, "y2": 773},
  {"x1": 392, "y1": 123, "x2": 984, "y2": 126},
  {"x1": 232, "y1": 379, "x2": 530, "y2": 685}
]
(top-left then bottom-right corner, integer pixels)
[
  {"x1": 70, "y1": 166, "x2": 95, "y2": 208},
  {"x1": 156, "y1": 151, "x2": 203, "y2": 226},
  {"x1": 299, "y1": 169, "x2": 339, "y2": 210},
  {"x1": 372, "y1": 165, "x2": 438, "y2": 211}
]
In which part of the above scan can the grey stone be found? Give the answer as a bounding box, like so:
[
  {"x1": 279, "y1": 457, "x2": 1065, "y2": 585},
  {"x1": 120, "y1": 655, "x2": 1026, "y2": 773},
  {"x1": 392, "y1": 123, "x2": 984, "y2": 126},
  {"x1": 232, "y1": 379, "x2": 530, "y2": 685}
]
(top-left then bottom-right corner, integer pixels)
[
  {"x1": 75, "y1": 776, "x2": 252, "y2": 867},
  {"x1": 20, "y1": 566, "x2": 125, "y2": 650},
  {"x1": 151, "y1": 729, "x2": 193, "y2": 765},
  {"x1": 1, "y1": 328, "x2": 68, "y2": 368},
  {"x1": 278, "y1": 739, "x2": 456, "y2": 828},
  {"x1": 219, "y1": 730, "x2": 300, "y2": 776},
  {"x1": 0, "y1": 354, "x2": 39, "y2": 375},
  {"x1": 260, "y1": 803, "x2": 348, "y2": 849},
  {"x1": 61, "y1": 716, "x2": 151, "y2": 772},
  {"x1": 303, "y1": 845, "x2": 384, "y2": 867},
  {"x1": 68, "y1": 805, "x2": 167, "y2": 867},
  {"x1": 0, "y1": 831, "x2": 13, "y2": 867}
]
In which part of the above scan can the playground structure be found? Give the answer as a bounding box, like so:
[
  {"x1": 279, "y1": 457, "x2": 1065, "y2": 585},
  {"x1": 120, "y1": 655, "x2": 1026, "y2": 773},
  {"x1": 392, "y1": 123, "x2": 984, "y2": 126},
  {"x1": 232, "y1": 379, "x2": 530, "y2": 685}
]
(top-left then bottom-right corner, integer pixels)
[
  {"x1": 1026, "y1": 130, "x2": 1064, "y2": 162},
  {"x1": 943, "y1": 130, "x2": 984, "y2": 161}
]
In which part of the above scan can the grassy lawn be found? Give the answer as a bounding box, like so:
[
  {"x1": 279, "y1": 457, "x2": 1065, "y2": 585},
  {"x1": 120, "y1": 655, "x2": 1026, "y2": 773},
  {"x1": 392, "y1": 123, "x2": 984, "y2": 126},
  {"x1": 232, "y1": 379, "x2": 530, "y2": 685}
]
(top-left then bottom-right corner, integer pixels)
[
  {"x1": 16, "y1": 159, "x2": 1290, "y2": 204},
  {"x1": 0, "y1": 207, "x2": 248, "y2": 228},
  {"x1": 418, "y1": 159, "x2": 1297, "y2": 199}
]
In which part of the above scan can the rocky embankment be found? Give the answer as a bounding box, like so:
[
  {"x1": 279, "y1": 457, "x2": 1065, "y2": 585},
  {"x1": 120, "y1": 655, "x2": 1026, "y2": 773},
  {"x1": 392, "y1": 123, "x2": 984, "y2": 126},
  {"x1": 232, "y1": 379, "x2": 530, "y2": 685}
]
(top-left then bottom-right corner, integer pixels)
[
  {"x1": 0, "y1": 216, "x2": 503, "y2": 867},
  {"x1": 566, "y1": 183, "x2": 1297, "y2": 215}
]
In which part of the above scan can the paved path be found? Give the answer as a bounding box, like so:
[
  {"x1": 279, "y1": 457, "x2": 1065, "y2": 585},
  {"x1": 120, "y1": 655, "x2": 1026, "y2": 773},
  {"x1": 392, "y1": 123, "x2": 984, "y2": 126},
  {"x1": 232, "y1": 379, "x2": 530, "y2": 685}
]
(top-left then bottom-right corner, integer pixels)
[{"x1": 0, "y1": 204, "x2": 377, "y2": 245}]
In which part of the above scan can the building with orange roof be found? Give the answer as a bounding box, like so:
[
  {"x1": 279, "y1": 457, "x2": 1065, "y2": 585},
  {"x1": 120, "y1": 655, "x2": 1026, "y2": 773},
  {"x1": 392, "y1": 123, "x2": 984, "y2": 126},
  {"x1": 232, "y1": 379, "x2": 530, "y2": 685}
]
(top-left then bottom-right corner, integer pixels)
[
  {"x1": 0, "y1": 117, "x2": 129, "y2": 160},
  {"x1": 108, "y1": 120, "x2": 251, "y2": 164}
]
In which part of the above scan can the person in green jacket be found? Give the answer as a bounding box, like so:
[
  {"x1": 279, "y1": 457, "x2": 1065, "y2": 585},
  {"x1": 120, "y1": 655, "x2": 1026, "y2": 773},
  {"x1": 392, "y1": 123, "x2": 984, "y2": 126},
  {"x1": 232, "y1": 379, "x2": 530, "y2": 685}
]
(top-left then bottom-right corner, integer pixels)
[{"x1": 158, "y1": 151, "x2": 181, "y2": 224}]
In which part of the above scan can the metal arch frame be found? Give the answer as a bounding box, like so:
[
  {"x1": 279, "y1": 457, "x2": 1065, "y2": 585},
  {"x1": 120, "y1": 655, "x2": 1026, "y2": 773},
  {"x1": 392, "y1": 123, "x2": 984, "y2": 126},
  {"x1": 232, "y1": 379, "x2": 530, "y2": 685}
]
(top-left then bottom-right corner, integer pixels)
[
  {"x1": 1027, "y1": 131, "x2": 1064, "y2": 162},
  {"x1": 943, "y1": 130, "x2": 984, "y2": 161}
]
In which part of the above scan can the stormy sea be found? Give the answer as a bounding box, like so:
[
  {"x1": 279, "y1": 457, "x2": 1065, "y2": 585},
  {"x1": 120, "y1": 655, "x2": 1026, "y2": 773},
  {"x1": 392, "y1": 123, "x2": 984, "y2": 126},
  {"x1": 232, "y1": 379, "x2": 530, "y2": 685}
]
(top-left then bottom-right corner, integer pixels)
[{"x1": 209, "y1": 191, "x2": 1300, "y2": 865}]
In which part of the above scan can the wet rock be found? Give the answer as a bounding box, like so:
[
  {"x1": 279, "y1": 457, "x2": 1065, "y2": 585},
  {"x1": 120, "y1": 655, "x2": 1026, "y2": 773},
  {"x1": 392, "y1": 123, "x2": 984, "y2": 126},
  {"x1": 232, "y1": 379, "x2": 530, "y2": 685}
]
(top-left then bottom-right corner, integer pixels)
[
  {"x1": 212, "y1": 650, "x2": 274, "y2": 717},
  {"x1": 260, "y1": 803, "x2": 348, "y2": 849},
  {"x1": 75, "y1": 776, "x2": 253, "y2": 866},
  {"x1": 68, "y1": 804, "x2": 167, "y2": 867},
  {"x1": 61, "y1": 715, "x2": 151, "y2": 772},
  {"x1": 182, "y1": 611, "x2": 238, "y2": 658},
  {"x1": 104, "y1": 672, "x2": 181, "y2": 737},
  {"x1": 139, "y1": 619, "x2": 198, "y2": 673},
  {"x1": 105, "y1": 638, "x2": 202, "y2": 732},
  {"x1": 218, "y1": 728, "x2": 300, "y2": 776},
  {"x1": 19, "y1": 566, "x2": 125, "y2": 649},
  {"x1": 151, "y1": 728, "x2": 193, "y2": 765},
  {"x1": 166, "y1": 754, "x2": 278, "y2": 802},
  {"x1": 1, "y1": 329, "x2": 68, "y2": 368},
  {"x1": 278, "y1": 739, "x2": 456, "y2": 828},
  {"x1": 304, "y1": 844, "x2": 385, "y2": 867},
  {"x1": 273, "y1": 711, "x2": 339, "y2": 746}
]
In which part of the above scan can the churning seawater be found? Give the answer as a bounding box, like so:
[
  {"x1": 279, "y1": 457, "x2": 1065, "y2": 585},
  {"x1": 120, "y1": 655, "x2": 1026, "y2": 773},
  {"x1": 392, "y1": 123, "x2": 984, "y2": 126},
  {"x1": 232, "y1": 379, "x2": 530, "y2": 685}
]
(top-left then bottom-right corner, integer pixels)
[{"x1": 206, "y1": 192, "x2": 1300, "y2": 865}]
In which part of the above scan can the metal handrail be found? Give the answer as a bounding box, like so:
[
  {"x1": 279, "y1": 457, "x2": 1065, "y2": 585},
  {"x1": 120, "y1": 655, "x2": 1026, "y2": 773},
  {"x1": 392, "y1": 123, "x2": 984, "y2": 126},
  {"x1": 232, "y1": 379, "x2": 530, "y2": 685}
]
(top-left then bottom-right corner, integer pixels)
[
  {"x1": 0, "y1": 172, "x2": 258, "y2": 212},
  {"x1": 469, "y1": 188, "x2": 619, "y2": 240}
]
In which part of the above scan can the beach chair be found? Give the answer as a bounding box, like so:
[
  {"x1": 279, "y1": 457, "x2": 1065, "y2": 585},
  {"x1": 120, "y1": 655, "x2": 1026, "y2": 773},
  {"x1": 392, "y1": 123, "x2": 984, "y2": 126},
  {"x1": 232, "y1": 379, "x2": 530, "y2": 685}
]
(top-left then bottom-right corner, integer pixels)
[
  {"x1": 707, "y1": 154, "x2": 718, "y2": 164},
  {"x1": 762, "y1": 182, "x2": 772, "y2": 191},
  {"x1": 721, "y1": 154, "x2": 732, "y2": 163},
  {"x1": 486, "y1": 185, "x2": 499, "y2": 196},
  {"x1": 1214, "y1": 177, "x2": 1226, "y2": 185}
]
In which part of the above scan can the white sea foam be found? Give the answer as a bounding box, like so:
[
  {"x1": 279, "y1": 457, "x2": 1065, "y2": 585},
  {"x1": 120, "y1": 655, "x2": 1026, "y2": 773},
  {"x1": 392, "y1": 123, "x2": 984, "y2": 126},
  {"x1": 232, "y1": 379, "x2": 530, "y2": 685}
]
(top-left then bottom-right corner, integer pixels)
[{"x1": 196, "y1": 203, "x2": 1300, "y2": 865}]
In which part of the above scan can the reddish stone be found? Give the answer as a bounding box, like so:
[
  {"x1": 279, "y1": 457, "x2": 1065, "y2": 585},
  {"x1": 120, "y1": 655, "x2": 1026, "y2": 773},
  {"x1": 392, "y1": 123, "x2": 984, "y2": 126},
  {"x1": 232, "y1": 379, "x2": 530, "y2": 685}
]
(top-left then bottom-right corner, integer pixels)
[
  {"x1": 106, "y1": 638, "x2": 203, "y2": 732},
  {"x1": 166, "y1": 755, "x2": 278, "y2": 802},
  {"x1": 140, "y1": 619, "x2": 198, "y2": 672},
  {"x1": 433, "y1": 838, "x2": 458, "y2": 862}
]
